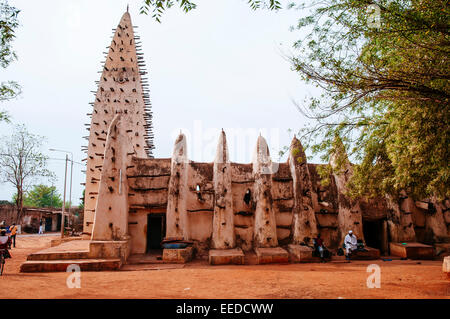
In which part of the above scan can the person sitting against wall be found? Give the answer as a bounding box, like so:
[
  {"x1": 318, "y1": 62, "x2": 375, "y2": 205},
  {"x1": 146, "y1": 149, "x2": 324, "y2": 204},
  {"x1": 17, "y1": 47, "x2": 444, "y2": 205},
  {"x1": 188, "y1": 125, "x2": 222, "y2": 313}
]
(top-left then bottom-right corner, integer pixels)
[
  {"x1": 313, "y1": 234, "x2": 329, "y2": 262},
  {"x1": 344, "y1": 230, "x2": 357, "y2": 261}
]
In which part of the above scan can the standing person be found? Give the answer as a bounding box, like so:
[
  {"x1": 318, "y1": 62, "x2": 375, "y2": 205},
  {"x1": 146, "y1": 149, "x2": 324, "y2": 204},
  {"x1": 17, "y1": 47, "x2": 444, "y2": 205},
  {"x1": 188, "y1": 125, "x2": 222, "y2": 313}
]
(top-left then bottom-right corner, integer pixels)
[
  {"x1": 9, "y1": 223, "x2": 17, "y2": 248},
  {"x1": 38, "y1": 220, "x2": 44, "y2": 234},
  {"x1": 344, "y1": 230, "x2": 357, "y2": 261}
]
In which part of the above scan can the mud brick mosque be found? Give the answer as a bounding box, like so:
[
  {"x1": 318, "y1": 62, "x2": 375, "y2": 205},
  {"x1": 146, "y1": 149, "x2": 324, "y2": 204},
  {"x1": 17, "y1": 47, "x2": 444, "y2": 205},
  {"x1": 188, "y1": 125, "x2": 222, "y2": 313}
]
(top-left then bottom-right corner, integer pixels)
[{"x1": 20, "y1": 11, "x2": 450, "y2": 272}]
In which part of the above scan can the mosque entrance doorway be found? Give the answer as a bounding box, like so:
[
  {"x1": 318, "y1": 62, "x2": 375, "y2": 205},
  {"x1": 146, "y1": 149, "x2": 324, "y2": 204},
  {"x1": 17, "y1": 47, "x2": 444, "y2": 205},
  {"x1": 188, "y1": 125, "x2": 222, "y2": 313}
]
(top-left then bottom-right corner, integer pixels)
[
  {"x1": 147, "y1": 213, "x2": 166, "y2": 252},
  {"x1": 362, "y1": 218, "x2": 389, "y2": 255}
]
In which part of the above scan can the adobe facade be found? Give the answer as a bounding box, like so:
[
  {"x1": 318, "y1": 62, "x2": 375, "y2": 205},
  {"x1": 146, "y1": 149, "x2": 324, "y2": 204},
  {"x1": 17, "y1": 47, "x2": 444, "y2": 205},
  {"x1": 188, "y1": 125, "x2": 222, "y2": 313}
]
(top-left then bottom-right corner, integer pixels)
[{"x1": 83, "y1": 11, "x2": 450, "y2": 263}]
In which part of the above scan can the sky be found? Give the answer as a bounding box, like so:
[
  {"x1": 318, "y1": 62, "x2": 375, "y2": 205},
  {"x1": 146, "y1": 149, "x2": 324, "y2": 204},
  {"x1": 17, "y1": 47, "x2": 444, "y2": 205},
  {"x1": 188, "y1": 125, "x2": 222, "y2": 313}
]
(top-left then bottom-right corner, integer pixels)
[{"x1": 0, "y1": 0, "x2": 320, "y2": 205}]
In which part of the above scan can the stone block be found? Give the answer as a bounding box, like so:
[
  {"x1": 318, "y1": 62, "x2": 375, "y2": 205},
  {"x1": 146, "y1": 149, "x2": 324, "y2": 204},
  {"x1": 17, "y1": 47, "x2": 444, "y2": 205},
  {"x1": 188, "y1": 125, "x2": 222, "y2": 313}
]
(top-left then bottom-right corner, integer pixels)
[
  {"x1": 20, "y1": 259, "x2": 121, "y2": 272},
  {"x1": 89, "y1": 240, "x2": 130, "y2": 262},
  {"x1": 209, "y1": 248, "x2": 245, "y2": 265},
  {"x1": 390, "y1": 242, "x2": 434, "y2": 260},
  {"x1": 254, "y1": 247, "x2": 289, "y2": 264},
  {"x1": 287, "y1": 244, "x2": 317, "y2": 263},
  {"x1": 162, "y1": 246, "x2": 194, "y2": 264}
]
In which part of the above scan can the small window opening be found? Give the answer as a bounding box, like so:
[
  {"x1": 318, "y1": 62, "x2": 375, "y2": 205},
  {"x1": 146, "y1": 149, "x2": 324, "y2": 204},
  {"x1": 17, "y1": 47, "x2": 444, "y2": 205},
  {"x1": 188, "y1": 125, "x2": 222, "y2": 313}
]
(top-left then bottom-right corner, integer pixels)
[{"x1": 243, "y1": 189, "x2": 251, "y2": 205}]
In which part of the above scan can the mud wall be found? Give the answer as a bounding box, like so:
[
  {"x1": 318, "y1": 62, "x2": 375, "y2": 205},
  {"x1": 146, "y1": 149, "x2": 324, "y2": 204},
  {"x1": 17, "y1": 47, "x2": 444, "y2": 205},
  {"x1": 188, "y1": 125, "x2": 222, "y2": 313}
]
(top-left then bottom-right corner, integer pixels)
[{"x1": 88, "y1": 130, "x2": 450, "y2": 255}]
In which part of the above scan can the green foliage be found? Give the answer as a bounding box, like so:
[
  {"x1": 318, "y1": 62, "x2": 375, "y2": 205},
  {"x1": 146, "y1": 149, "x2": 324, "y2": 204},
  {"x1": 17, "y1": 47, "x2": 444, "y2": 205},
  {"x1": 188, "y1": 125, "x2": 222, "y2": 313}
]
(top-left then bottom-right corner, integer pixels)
[
  {"x1": 20, "y1": 184, "x2": 63, "y2": 208},
  {"x1": 140, "y1": 0, "x2": 281, "y2": 22},
  {"x1": 78, "y1": 189, "x2": 85, "y2": 210},
  {"x1": 140, "y1": 0, "x2": 197, "y2": 22},
  {"x1": 0, "y1": 0, "x2": 21, "y2": 108},
  {"x1": 316, "y1": 163, "x2": 332, "y2": 187},
  {"x1": 290, "y1": 0, "x2": 449, "y2": 200},
  {"x1": 246, "y1": 0, "x2": 282, "y2": 10}
]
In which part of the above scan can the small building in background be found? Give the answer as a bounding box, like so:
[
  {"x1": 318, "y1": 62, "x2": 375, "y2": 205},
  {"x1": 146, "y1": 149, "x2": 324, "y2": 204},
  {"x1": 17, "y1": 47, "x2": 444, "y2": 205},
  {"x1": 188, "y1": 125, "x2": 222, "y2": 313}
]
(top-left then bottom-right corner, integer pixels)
[{"x1": 0, "y1": 204, "x2": 83, "y2": 234}]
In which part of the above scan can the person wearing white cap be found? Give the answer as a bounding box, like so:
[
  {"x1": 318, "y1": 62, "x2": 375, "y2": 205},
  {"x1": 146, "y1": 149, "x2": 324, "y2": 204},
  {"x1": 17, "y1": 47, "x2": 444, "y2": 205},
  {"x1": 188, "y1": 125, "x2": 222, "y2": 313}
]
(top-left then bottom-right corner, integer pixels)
[{"x1": 344, "y1": 230, "x2": 357, "y2": 260}]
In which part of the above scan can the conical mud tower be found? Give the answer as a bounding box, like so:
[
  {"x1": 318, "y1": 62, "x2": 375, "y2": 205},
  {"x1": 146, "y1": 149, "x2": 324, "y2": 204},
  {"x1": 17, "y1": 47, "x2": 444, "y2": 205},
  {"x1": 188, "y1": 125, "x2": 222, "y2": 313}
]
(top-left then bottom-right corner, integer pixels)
[{"x1": 82, "y1": 11, "x2": 154, "y2": 235}]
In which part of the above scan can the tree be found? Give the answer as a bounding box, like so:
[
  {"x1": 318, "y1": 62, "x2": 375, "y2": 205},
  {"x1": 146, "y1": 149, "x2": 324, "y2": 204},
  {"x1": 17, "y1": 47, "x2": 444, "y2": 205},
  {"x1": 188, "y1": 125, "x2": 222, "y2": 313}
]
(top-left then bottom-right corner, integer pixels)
[
  {"x1": 0, "y1": 125, "x2": 54, "y2": 222},
  {"x1": 139, "y1": 0, "x2": 449, "y2": 200},
  {"x1": 21, "y1": 184, "x2": 63, "y2": 208},
  {"x1": 139, "y1": 0, "x2": 281, "y2": 22},
  {"x1": 288, "y1": 0, "x2": 449, "y2": 200},
  {"x1": 0, "y1": 0, "x2": 21, "y2": 121}
]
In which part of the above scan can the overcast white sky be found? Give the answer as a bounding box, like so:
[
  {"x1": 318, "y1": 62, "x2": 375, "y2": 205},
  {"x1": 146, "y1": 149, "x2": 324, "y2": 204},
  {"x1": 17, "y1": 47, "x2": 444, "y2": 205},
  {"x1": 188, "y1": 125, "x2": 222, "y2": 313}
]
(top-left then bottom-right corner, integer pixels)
[{"x1": 0, "y1": 0, "x2": 320, "y2": 205}]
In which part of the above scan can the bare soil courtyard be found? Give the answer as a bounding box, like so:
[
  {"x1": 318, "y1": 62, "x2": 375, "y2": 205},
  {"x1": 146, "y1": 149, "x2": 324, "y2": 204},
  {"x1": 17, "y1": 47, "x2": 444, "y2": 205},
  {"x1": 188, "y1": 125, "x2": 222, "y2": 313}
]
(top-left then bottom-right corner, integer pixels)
[{"x1": 0, "y1": 235, "x2": 448, "y2": 299}]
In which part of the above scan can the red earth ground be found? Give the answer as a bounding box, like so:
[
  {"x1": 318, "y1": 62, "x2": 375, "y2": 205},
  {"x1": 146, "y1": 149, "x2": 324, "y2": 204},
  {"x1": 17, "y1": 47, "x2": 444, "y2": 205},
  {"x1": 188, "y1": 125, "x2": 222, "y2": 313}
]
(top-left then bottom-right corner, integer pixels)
[{"x1": 0, "y1": 234, "x2": 448, "y2": 299}]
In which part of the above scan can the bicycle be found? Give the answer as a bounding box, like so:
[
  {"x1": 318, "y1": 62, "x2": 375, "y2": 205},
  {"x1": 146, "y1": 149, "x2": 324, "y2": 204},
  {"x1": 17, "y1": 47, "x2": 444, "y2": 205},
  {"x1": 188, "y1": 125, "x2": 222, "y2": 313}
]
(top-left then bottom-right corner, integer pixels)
[{"x1": 0, "y1": 249, "x2": 5, "y2": 276}]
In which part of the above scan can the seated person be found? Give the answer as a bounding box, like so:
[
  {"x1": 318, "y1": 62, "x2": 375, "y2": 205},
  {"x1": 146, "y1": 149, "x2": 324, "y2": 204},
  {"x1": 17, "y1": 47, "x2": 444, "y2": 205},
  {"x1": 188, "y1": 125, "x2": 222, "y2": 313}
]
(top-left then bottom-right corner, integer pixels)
[
  {"x1": 313, "y1": 234, "x2": 329, "y2": 262},
  {"x1": 0, "y1": 229, "x2": 12, "y2": 259},
  {"x1": 344, "y1": 230, "x2": 357, "y2": 260}
]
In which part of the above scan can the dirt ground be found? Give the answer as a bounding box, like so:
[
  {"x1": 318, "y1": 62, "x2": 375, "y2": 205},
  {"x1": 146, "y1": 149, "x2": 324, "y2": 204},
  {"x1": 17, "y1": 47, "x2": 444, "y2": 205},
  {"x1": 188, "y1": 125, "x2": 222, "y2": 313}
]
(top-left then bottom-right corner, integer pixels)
[{"x1": 0, "y1": 235, "x2": 448, "y2": 299}]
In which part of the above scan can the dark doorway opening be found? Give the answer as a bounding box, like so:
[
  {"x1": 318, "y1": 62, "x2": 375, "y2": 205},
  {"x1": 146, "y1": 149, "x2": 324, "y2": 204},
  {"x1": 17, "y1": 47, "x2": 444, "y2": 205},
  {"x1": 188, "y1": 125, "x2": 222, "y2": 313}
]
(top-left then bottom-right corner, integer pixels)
[
  {"x1": 56, "y1": 215, "x2": 61, "y2": 231},
  {"x1": 147, "y1": 214, "x2": 166, "y2": 252},
  {"x1": 363, "y1": 219, "x2": 387, "y2": 254},
  {"x1": 45, "y1": 217, "x2": 52, "y2": 232}
]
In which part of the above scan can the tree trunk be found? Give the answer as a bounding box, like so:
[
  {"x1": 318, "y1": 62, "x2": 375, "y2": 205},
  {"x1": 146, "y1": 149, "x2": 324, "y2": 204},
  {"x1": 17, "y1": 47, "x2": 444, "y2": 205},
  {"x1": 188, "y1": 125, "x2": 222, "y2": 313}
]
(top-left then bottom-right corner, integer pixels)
[{"x1": 15, "y1": 185, "x2": 23, "y2": 224}]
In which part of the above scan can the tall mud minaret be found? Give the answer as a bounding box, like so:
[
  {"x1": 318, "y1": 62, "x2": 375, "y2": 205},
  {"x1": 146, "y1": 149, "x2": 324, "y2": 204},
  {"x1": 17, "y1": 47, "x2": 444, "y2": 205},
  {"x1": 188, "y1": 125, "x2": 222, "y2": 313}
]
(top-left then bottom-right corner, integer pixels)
[{"x1": 82, "y1": 11, "x2": 154, "y2": 235}]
